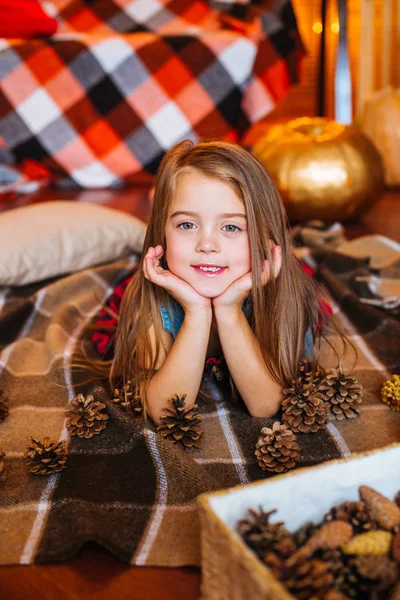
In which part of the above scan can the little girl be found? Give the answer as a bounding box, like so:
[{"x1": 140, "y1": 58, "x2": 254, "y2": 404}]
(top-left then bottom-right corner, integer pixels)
[{"x1": 107, "y1": 139, "x2": 326, "y2": 426}]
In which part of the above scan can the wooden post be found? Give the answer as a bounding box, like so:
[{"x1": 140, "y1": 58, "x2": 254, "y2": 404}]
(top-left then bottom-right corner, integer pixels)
[
  {"x1": 382, "y1": 0, "x2": 392, "y2": 87},
  {"x1": 317, "y1": 0, "x2": 328, "y2": 115},
  {"x1": 397, "y1": 0, "x2": 400, "y2": 85},
  {"x1": 357, "y1": 0, "x2": 374, "y2": 117}
]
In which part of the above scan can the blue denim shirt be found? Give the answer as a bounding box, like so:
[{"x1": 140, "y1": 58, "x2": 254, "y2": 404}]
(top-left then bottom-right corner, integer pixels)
[{"x1": 160, "y1": 294, "x2": 314, "y2": 360}]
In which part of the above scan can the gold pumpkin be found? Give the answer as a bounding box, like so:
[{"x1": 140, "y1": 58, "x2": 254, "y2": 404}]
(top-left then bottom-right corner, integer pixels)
[{"x1": 252, "y1": 117, "x2": 384, "y2": 222}]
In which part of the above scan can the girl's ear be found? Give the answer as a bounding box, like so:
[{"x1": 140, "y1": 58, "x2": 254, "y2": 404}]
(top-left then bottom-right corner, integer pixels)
[
  {"x1": 264, "y1": 238, "x2": 276, "y2": 259},
  {"x1": 274, "y1": 246, "x2": 282, "y2": 278}
]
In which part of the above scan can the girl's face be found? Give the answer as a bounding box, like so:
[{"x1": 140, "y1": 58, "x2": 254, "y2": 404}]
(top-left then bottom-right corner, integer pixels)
[{"x1": 165, "y1": 171, "x2": 251, "y2": 298}]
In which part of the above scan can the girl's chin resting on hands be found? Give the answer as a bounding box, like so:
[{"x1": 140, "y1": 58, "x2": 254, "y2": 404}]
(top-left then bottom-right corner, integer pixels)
[{"x1": 172, "y1": 266, "x2": 235, "y2": 299}]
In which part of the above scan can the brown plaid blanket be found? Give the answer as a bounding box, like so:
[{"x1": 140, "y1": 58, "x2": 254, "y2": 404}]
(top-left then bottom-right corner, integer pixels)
[{"x1": 0, "y1": 250, "x2": 399, "y2": 566}]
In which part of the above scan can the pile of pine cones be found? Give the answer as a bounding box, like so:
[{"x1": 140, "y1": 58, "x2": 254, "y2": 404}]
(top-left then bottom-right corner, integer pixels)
[
  {"x1": 282, "y1": 360, "x2": 363, "y2": 433},
  {"x1": 255, "y1": 361, "x2": 364, "y2": 473},
  {"x1": 238, "y1": 485, "x2": 400, "y2": 600},
  {"x1": 7, "y1": 387, "x2": 204, "y2": 478}
]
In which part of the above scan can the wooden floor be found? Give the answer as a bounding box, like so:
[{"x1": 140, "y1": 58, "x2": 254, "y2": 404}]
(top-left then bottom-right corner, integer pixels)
[
  {"x1": 0, "y1": 543, "x2": 201, "y2": 600},
  {"x1": 0, "y1": 182, "x2": 399, "y2": 600}
]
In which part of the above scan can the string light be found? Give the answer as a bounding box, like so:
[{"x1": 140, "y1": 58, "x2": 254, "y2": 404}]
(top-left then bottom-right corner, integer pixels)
[
  {"x1": 331, "y1": 22, "x2": 340, "y2": 33},
  {"x1": 313, "y1": 22, "x2": 323, "y2": 34}
]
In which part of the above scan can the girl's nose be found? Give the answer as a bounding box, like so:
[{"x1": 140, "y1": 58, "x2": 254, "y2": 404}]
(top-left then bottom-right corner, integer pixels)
[{"x1": 195, "y1": 233, "x2": 220, "y2": 253}]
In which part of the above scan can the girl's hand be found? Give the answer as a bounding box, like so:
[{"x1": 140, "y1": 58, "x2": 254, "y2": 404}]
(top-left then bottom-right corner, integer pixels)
[
  {"x1": 212, "y1": 245, "x2": 282, "y2": 313},
  {"x1": 143, "y1": 246, "x2": 211, "y2": 315}
]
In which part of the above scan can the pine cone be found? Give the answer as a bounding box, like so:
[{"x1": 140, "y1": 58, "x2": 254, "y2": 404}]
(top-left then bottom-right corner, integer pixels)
[
  {"x1": 318, "y1": 366, "x2": 363, "y2": 421},
  {"x1": 282, "y1": 379, "x2": 327, "y2": 433},
  {"x1": 359, "y1": 485, "x2": 400, "y2": 531},
  {"x1": 395, "y1": 491, "x2": 400, "y2": 509},
  {"x1": 237, "y1": 506, "x2": 296, "y2": 562},
  {"x1": 323, "y1": 591, "x2": 352, "y2": 600},
  {"x1": 342, "y1": 530, "x2": 393, "y2": 556},
  {"x1": 390, "y1": 581, "x2": 400, "y2": 600},
  {"x1": 112, "y1": 380, "x2": 143, "y2": 419},
  {"x1": 66, "y1": 393, "x2": 109, "y2": 438},
  {"x1": 157, "y1": 394, "x2": 203, "y2": 452},
  {"x1": 281, "y1": 557, "x2": 334, "y2": 600},
  {"x1": 352, "y1": 554, "x2": 398, "y2": 589},
  {"x1": 308, "y1": 521, "x2": 354, "y2": 551},
  {"x1": 262, "y1": 551, "x2": 285, "y2": 577},
  {"x1": 0, "y1": 451, "x2": 5, "y2": 482},
  {"x1": 25, "y1": 437, "x2": 68, "y2": 475},
  {"x1": 314, "y1": 547, "x2": 345, "y2": 575},
  {"x1": 392, "y1": 530, "x2": 400, "y2": 562},
  {"x1": 333, "y1": 555, "x2": 396, "y2": 600},
  {"x1": 323, "y1": 501, "x2": 376, "y2": 534},
  {"x1": 335, "y1": 555, "x2": 371, "y2": 599},
  {"x1": 294, "y1": 521, "x2": 320, "y2": 547},
  {"x1": 287, "y1": 521, "x2": 353, "y2": 567},
  {"x1": 0, "y1": 389, "x2": 8, "y2": 423},
  {"x1": 298, "y1": 359, "x2": 326, "y2": 386},
  {"x1": 381, "y1": 374, "x2": 400, "y2": 411},
  {"x1": 255, "y1": 421, "x2": 301, "y2": 473}
]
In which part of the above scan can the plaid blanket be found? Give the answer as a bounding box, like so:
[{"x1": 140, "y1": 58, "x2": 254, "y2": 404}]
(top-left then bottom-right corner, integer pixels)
[
  {"x1": 0, "y1": 0, "x2": 302, "y2": 188},
  {"x1": 1, "y1": 248, "x2": 399, "y2": 566}
]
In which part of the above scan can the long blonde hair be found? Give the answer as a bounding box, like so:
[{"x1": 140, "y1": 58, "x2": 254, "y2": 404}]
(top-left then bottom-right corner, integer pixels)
[{"x1": 110, "y1": 139, "x2": 343, "y2": 419}]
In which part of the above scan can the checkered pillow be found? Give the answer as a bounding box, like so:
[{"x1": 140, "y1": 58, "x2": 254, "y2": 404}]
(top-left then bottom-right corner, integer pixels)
[
  {"x1": 44, "y1": 0, "x2": 219, "y2": 34},
  {"x1": 0, "y1": 0, "x2": 303, "y2": 187},
  {"x1": 43, "y1": 0, "x2": 264, "y2": 34}
]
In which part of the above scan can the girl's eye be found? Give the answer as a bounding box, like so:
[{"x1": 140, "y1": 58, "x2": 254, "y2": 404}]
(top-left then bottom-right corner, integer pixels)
[
  {"x1": 177, "y1": 222, "x2": 241, "y2": 232},
  {"x1": 177, "y1": 222, "x2": 195, "y2": 230},
  {"x1": 223, "y1": 224, "x2": 241, "y2": 233}
]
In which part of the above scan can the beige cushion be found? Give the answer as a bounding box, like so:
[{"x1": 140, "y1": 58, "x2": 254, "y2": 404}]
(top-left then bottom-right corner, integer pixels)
[
  {"x1": 0, "y1": 201, "x2": 147, "y2": 286},
  {"x1": 336, "y1": 234, "x2": 400, "y2": 269}
]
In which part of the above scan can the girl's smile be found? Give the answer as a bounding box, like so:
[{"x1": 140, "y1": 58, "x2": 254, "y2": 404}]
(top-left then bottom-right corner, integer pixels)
[
  {"x1": 192, "y1": 265, "x2": 228, "y2": 277},
  {"x1": 165, "y1": 170, "x2": 251, "y2": 298}
]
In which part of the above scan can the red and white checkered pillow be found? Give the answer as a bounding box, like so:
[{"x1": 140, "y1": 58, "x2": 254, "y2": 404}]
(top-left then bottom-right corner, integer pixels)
[{"x1": 43, "y1": 0, "x2": 219, "y2": 34}]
